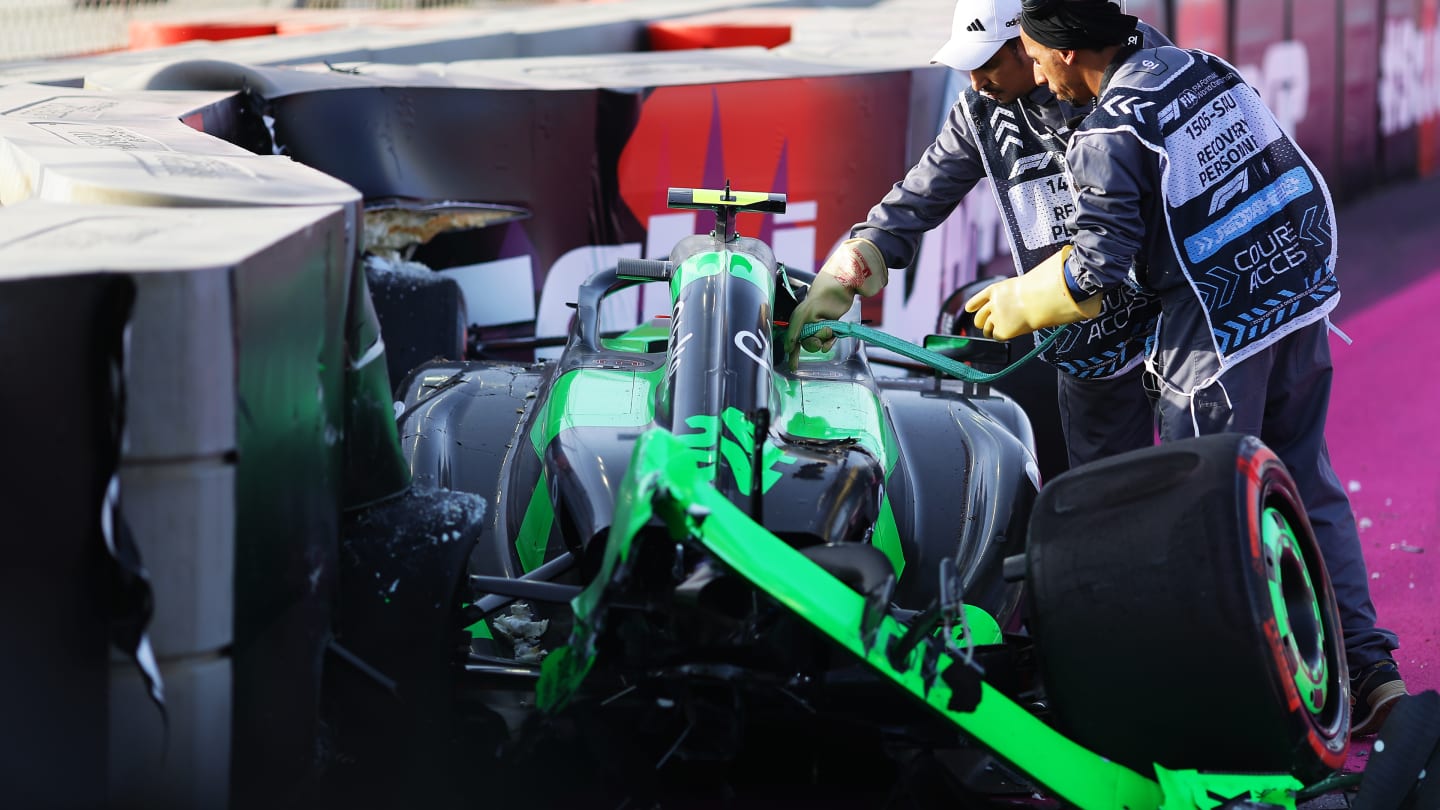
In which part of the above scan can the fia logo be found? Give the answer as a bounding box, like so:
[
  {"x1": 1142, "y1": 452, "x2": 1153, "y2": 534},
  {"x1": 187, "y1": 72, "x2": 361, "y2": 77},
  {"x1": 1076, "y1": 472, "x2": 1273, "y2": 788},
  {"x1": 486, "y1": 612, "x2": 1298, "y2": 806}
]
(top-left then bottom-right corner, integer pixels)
[{"x1": 1179, "y1": 90, "x2": 1201, "y2": 110}]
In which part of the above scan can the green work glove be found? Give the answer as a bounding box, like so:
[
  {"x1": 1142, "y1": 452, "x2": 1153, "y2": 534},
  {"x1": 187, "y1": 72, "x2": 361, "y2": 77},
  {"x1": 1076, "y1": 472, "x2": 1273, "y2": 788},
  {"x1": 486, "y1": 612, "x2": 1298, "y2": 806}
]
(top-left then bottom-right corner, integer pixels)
[
  {"x1": 964, "y1": 245, "x2": 1102, "y2": 340},
  {"x1": 785, "y1": 238, "x2": 887, "y2": 369}
]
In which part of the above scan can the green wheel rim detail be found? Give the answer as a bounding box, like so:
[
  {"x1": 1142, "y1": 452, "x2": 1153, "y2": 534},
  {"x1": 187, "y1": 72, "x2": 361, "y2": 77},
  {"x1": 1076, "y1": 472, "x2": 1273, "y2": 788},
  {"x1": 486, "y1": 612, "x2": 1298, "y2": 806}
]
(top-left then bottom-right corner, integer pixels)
[
  {"x1": 539, "y1": 429, "x2": 1307, "y2": 809},
  {"x1": 1261, "y1": 506, "x2": 1328, "y2": 715}
]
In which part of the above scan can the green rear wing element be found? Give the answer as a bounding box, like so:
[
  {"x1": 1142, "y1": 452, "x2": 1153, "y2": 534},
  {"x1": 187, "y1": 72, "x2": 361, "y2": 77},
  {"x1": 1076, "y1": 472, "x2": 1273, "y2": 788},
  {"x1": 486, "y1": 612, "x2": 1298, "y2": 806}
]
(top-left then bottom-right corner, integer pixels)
[{"x1": 537, "y1": 428, "x2": 1307, "y2": 810}]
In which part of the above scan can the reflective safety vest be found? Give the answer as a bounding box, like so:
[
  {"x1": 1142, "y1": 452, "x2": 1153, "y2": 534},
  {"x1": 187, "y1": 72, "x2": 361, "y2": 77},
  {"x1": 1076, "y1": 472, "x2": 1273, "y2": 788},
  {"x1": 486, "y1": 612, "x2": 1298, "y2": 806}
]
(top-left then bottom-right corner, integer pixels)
[
  {"x1": 962, "y1": 88, "x2": 1161, "y2": 379},
  {"x1": 1077, "y1": 48, "x2": 1338, "y2": 368}
]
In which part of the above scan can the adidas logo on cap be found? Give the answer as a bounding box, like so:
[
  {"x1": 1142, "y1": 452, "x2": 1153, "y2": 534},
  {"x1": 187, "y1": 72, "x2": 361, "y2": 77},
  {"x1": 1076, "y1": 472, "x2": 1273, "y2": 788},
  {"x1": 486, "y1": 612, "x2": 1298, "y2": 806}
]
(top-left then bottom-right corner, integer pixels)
[{"x1": 932, "y1": 0, "x2": 1025, "y2": 70}]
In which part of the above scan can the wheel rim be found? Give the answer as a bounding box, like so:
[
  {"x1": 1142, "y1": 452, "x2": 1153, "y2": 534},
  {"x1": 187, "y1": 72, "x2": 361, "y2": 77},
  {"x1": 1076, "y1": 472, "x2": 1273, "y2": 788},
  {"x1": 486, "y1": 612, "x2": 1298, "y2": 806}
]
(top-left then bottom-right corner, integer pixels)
[{"x1": 1261, "y1": 506, "x2": 1328, "y2": 715}]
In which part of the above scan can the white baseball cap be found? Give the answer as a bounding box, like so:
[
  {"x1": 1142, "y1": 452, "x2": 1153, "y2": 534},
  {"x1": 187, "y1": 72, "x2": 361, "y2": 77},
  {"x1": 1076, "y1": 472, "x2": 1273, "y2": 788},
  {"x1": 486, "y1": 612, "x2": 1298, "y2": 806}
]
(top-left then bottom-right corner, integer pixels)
[{"x1": 930, "y1": 0, "x2": 1025, "y2": 71}]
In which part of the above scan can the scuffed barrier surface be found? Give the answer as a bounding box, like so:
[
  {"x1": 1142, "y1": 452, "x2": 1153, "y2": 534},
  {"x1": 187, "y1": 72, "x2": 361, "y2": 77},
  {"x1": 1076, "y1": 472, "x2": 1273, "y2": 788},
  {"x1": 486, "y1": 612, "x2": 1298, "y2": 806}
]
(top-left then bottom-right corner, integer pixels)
[{"x1": 0, "y1": 201, "x2": 353, "y2": 806}]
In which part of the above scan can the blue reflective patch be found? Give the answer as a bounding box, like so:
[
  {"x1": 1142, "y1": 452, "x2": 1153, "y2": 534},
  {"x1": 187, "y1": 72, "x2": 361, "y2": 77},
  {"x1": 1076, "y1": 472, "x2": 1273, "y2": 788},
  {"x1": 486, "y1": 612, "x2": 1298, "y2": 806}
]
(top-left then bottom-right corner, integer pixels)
[{"x1": 1183, "y1": 167, "x2": 1313, "y2": 263}]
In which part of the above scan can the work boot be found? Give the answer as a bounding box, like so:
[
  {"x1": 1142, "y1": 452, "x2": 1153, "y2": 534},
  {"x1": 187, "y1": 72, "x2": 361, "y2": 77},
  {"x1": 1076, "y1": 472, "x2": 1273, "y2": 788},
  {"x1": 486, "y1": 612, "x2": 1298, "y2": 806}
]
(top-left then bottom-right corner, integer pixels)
[{"x1": 1351, "y1": 658, "x2": 1409, "y2": 737}]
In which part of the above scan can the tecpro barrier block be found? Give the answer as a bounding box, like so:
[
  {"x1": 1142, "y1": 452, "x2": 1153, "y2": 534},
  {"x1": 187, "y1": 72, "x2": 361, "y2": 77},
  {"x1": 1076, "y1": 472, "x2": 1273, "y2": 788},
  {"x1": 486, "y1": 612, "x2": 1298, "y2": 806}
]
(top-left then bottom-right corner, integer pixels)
[
  {"x1": 0, "y1": 198, "x2": 353, "y2": 805},
  {"x1": 109, "y1": 653, "x2": 231, "y2": 810},
  {"x1": 118, "y1": 459, "x2": 236, "y2": 658}
]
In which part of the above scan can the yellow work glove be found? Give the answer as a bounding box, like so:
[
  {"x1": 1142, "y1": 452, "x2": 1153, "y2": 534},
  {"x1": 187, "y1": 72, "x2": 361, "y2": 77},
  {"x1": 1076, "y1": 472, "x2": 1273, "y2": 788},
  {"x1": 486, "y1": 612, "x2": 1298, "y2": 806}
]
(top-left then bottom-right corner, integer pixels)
[
  {"x1": 785, "y1": 238, "x2": 888, "y2": 369},
  {"x1": 963, "y1": 245, "x2": 1102, "y2": 340}
]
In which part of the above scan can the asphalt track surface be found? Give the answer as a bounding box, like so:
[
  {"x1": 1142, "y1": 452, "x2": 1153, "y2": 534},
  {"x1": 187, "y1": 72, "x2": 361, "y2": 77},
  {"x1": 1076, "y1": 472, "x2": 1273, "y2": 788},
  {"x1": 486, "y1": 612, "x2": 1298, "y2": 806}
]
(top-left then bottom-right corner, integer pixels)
[
  {"x1": 1328, "y1": 175, "x2": 1438, "y2": 701},
  {"x1": 1309, "y1": 173, "x2": 1440, "y2": 801}
]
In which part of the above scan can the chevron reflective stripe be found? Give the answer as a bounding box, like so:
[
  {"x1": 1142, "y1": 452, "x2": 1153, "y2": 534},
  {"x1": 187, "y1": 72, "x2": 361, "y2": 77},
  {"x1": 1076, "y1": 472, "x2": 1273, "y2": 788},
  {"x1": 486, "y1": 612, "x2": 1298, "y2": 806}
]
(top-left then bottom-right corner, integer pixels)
[
  {"x1": 1260, "y1": 297, "x2": 1288, "y2": 337},
  {"x1": 1039, "y1": 329, "x2": 1145, "y2": 378},
  {"x1": 1200, "y1": 266, "x2": 1241, "y2": 308},
  {"x1": 1311, "y1": 268, "x2": 1338, "y2": 299},
  {"x1": 1218, "y1": 315, "x2": 1254, "y2": 353},
  {"x1": 990, "y1": 108, "x2": 1023, "y2": 154},
  {"x1": 1216, "y1": 296, "x2": 1304, "y2": 351},
  {"x1": 1299, "y1": 205, "x2": 1330, "y2": 246},
  {"x1": 1101, "y1": 94, "x2": 1155, "y2": 122},
  {"x1": 1046, "y1": 347, "x2": 1127, "y2": 379},
  {"x1": 1215, "y1": 272, "x2": 1336, "y2": 348}
]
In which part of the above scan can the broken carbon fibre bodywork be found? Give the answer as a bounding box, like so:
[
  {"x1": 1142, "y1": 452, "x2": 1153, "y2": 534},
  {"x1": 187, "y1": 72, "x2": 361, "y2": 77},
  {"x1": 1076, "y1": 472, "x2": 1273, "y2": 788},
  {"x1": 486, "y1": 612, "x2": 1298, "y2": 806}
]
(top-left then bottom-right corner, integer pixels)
[{"x1": 377, "y1": 187, "x2": 1357, "y2": 809}]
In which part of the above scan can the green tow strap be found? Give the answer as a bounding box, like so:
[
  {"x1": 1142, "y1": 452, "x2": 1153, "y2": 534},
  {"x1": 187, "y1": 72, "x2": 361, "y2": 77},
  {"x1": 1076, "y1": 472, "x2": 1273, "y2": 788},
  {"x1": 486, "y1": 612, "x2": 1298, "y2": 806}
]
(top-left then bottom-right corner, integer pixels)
[{"x1": 798, "y1": 320, "x2": 1063, "y2": 384}]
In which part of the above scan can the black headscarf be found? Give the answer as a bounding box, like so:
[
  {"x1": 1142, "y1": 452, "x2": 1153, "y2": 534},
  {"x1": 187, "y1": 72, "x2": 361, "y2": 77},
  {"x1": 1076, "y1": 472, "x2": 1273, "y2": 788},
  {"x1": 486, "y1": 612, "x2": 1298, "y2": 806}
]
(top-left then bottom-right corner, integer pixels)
[{"x1": 1020, "y1": 0, "x2": 1139, "y2": 50}]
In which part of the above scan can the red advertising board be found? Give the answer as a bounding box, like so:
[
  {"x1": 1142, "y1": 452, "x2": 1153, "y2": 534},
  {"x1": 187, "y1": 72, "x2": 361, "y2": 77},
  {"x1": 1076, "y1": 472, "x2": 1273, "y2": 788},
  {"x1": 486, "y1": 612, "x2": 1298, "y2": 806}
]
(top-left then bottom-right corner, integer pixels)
[
  {"x1": 616, "y1": 75, "x2": 911, "y2": 273},
  {"x1": 1421, "y1": 0, "x2": 1440, "y2": 176},
  {"x1": 1174, "y1": 0, "x2": 1231, "y2": 58},
  {"x1": 613, "y1": 74, "x2": 916, "y2": 332}
]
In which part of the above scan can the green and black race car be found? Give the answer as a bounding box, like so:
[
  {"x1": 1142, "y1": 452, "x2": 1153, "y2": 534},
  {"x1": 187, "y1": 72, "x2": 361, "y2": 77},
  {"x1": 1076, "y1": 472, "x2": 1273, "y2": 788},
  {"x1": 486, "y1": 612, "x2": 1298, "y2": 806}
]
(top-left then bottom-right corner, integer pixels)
[{"x1": 330, "y1": 187, "x2": 1426, "y2": 809}]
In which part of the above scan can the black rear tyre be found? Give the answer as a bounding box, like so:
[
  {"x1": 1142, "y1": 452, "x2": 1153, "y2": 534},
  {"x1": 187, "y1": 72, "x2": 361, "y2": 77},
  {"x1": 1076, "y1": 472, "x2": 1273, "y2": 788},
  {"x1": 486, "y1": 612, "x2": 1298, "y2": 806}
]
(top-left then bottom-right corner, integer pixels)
[
  {"x1": 1026, "y1": 433, "x2": 1348, "y2": 780},
  {"x1": 1352, "y1": 691, "x2": 1440, "y2": 810}
]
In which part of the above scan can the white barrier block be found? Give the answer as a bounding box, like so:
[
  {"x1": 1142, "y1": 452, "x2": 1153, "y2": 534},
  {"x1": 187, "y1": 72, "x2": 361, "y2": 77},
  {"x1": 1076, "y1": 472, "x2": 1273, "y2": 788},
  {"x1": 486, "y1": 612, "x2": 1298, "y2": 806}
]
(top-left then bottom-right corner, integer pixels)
[
  {"x1": 0, "y1": 201, "x2": 350, "y2": 459},
  {"x1": 0, "y1": 117, "x2": 360, "y2": 209},
  {"x1": 127, "y1": 267, "x2": 236, "y2": 460},
  {"x1": 118, "y1": 459, "x2": 236, "y2": 658},
  {"x1": 0, "y1": 82, "x2": 238, "y2": 124},
  {"x1": 109, "y1": 654, "x2": 230, "y2": 810}
]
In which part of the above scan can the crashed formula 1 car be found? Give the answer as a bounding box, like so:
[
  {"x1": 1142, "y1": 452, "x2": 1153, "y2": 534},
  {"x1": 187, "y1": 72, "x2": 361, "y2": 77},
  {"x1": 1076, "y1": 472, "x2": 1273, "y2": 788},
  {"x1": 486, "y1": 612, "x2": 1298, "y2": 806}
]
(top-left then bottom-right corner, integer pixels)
[{"x1": 334, "y1": 186, "x2": 1368, "y2": 809}]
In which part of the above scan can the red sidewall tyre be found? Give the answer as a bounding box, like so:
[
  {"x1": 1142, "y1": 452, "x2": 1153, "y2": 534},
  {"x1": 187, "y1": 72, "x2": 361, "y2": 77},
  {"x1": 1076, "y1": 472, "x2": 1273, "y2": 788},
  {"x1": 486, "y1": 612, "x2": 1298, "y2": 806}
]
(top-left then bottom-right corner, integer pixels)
[{"x1": 1026, "y1": 433, "x2": 1348, "y2": 780}]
